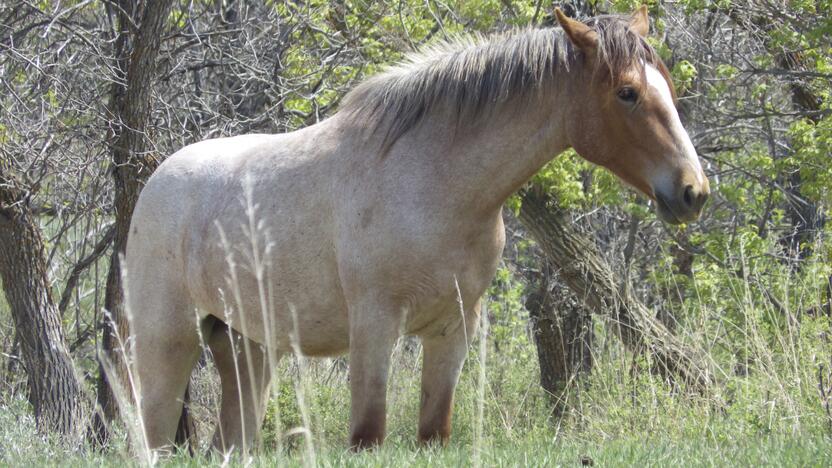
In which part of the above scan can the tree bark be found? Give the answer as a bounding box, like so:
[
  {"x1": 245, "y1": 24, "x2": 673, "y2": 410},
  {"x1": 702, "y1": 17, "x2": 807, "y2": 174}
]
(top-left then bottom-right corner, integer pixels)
[
  {"x1": 525, "y1": 264, "x2": 593, "y2": 413},
  {"x1": 518, "y1": 186, "x2": 714, "y2": 392},
  {"x1": 777, "y1": 50, "x2": 825, "y2": 259},
  {"x1": 0, "y1": 167, "x2": 84, "y2": 437},
  {"x1": 92, "y1": 0, "x2": 193, "y2": 448}
]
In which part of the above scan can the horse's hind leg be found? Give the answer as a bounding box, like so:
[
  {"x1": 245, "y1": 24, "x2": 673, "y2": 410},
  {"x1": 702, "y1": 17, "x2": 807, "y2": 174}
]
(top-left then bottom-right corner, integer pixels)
[
  {"x1": 129, "y1": 283, "x2": 204, "y2": 451},
  {"x1": 418, "y1": 299, "x2": 481, "y2": 445},
  {"x1": 209, "y1": 321, "x2": 276, "y2": 453}
]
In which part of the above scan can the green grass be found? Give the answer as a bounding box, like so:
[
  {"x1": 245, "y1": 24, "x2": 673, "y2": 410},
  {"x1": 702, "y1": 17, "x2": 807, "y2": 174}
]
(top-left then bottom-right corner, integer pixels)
[
  {"x1": 149, "y1": 435, "x2": 829, "y2": 467},
  {"x1": 244, "y1": 435, "x2": 831, "y2": 467},
  {"x1": 1, "y1": 308, "x2": 830, "y2": 467},
  {"x1": 1, "y1": 398, "x2": 828, "y2": 468}
]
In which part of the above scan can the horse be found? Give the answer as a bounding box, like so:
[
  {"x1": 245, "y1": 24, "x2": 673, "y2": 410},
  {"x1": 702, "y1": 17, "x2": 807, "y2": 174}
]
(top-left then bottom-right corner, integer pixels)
[{"x1": 124, "y1": 6, "x2": 709, "y2": 453}]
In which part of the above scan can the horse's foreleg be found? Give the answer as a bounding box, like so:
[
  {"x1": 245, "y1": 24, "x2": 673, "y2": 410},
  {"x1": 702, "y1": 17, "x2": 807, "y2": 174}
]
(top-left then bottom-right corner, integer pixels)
[
  {"x1": 209, "y1": 321, "x2": 275, "y2": 454},
  {"x1": 417, "y1": 299, "x2": 481, "y2": 445},
  {"x1": 347, "y1": 300, "x2": 404, "y2": 449}
]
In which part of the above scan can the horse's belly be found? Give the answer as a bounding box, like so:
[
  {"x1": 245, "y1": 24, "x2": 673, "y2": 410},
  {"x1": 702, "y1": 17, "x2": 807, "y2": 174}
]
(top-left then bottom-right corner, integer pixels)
[
  {"x1": 284, "y1": 301, "x2": 351, "y2": 356},
  {"x1": 270, "y1": 264, "x2": 350, "y2": 356},
  {"x1": 190, "y1": 234, "x2": 350, "y2": 356},
  {"x1": 198, "y1": 271, "x2": 350, "y2": 356}
]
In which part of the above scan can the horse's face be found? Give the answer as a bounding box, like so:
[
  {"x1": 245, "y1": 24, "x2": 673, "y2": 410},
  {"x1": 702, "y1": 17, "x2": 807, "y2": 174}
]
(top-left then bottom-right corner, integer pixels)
[{"x1": 557, "y1": 8, "x2": 709, "y2": 224}]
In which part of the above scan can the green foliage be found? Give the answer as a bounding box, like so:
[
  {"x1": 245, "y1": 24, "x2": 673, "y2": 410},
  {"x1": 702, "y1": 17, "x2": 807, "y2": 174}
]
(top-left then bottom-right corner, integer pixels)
[
  {"x1": 486, "y1": 266, "x2": 531, "y2": 358},
  {"x1": 790, "y1": 115, "x2": 832, "y2": 205},
  {"x1": 671, "y1": 60, "x2": 697, "y2": 94},
  {"x1": 531, "y1": 151, "x2": 590, "y2": 209}
]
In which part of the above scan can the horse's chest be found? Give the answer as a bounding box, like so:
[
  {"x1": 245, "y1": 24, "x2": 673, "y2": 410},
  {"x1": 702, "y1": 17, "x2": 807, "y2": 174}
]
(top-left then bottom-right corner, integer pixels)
[{"x1": 387, "y1": 218, "x2": 506, "y2": 333}]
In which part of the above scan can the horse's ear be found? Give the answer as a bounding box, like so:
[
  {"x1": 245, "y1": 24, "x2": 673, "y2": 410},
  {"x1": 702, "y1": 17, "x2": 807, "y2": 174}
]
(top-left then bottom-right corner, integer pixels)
[
  {"x1": 555, "y1": 8, "x2": 598, "y2": 53},
  {"x1": 629, "y1": 5, "x2": 650, "y2": 37}
]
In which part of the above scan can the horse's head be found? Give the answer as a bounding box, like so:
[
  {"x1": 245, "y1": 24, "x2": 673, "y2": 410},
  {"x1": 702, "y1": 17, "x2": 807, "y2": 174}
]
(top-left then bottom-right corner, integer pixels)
[{"x1": 556, "y1": 7, "x2": 709, "y2": 224}]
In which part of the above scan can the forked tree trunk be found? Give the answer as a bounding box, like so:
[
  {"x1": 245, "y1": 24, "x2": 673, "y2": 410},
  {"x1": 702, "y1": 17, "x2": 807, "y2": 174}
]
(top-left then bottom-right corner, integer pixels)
[
  {"x1": 91, "y1": 0, "x2": 196, "y2": 449},
  {"x1": 518, "y1": 186, "x2": 714, "y2": 392},
  {"x1": 0, "y1": 168, "x2": 84, "y2": 437}
]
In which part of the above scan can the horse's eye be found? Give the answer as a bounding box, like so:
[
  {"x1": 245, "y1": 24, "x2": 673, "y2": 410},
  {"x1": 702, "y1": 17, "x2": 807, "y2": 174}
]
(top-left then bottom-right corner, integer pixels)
[{"x1": 617, "y1": 87, "x2": 638, "y2": 103}]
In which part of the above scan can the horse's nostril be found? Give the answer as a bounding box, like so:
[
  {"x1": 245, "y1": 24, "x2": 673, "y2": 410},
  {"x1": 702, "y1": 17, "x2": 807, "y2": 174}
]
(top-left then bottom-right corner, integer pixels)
[
  {"x1": 683, "y1": 185, "x2": 694, "y2": 208},
  {"x1": 698, "y1": 190, "x2": 709, "y2": 206}
]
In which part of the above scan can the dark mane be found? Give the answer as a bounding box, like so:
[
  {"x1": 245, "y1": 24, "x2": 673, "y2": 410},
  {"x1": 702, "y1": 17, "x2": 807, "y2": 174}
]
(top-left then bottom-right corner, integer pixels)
[{"x1": 339, "y1": 14, "x2": 670, "y2": 146}]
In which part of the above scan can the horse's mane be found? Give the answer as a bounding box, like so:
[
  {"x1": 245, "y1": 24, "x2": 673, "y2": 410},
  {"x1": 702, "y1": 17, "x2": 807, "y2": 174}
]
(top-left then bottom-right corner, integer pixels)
[{"x1": 339, "y1": 13, "x2": 670, "y2": 147}]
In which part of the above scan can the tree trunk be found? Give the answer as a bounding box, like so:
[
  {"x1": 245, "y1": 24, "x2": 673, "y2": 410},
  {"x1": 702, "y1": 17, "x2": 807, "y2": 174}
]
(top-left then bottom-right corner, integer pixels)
[
  {"x1": 778, "y1": 50, "x2": 824, "y2": 259},
  {"x1": 518, "y1": 186, "x2": 714, "y2": 392},
  {"x1": 92, "y1": 0, "x2": 194, "y2": 448},
  {"x1": 525, "y1": 264, "x2": 593, "y2": 413},
  {"x1": 0, "y1": 168, "x2": 84, "y2": 437}
]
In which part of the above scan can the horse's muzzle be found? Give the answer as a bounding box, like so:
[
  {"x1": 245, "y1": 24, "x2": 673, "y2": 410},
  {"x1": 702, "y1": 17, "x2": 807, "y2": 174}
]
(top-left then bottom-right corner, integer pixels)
[{"x1": 655, "y1": 181, "x2": 709, "y2": 225}]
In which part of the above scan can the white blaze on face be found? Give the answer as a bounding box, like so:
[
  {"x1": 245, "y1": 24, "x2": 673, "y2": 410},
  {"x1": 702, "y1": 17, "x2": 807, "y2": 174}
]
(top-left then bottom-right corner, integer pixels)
[{"x1": 644, "y1": 64, "x2": 704, "y2": 186}]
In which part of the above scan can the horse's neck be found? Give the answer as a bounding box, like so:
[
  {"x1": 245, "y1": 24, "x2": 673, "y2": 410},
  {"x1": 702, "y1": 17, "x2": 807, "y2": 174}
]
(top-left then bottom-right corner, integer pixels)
[{"x1": 411, "y1": 92, "x2": 571, "y2": 216}]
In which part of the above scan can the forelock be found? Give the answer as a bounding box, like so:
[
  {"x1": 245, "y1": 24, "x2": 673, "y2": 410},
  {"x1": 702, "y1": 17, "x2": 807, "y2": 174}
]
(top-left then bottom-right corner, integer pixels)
[{"x1": 585, "y1": 13, "x2": 671, "y2": 94}]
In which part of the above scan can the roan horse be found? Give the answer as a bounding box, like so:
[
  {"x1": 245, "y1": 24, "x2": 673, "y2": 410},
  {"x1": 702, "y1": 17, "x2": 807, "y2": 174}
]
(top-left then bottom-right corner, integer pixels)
[{"x1": 125, "y1": 7, "x2": 709, "y2": 453}]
